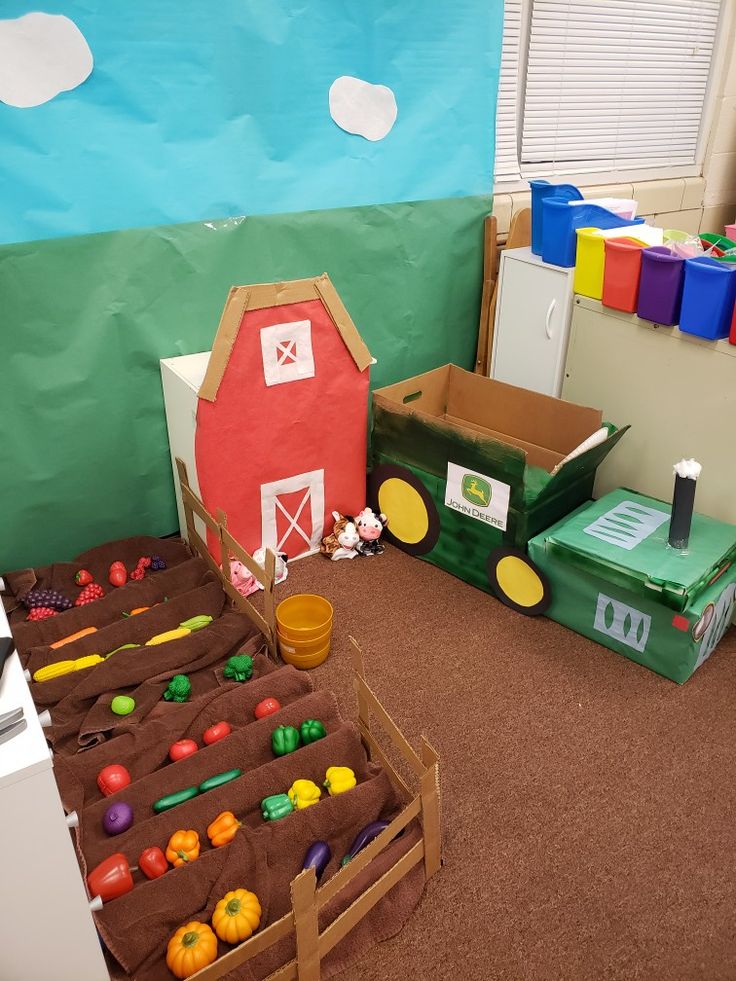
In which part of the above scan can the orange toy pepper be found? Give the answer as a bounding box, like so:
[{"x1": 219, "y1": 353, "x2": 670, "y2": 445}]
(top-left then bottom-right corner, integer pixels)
[
  {"x1": 207, "y1": 811, "x2": 241, "y2": 848},
  {"x1": 165, "y1": 829, "x2": 200, "y2": 867}
]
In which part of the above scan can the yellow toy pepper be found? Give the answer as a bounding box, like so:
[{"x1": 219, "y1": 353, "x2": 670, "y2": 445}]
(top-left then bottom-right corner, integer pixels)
[
  {"x1": 323, "y1": 766, "x2": 356, "y2": 797},
  {"x1": 288, "y1": 779, "x2": 322, "y2": 810}
]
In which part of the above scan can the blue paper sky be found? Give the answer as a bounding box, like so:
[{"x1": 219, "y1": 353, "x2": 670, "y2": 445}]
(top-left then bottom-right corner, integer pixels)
[{"x1": 0, "y1": 0, "x2": 502, "y2": 245}]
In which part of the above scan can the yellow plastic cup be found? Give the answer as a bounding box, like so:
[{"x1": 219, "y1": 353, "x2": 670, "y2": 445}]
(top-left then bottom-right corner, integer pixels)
[
  {"x1": 278, "y1": 625, "x2": 332, "y2": 669},
  {"x1": 276, "y1": 594, "x2": 333, "y2": 640}
]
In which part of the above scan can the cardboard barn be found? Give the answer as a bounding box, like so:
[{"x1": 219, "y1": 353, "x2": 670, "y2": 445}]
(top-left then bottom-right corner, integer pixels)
[{"x1": 161, "y1": 274, "x2": 373, "y2": 560}]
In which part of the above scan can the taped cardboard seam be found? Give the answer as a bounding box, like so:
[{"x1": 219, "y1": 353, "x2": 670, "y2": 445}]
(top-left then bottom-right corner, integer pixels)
[
  {"x1": 198, "y1": 287, "x2": 250, "y2": 402},
  {"x1": 314, "y1": 273, "x2": 373, "y2": 373},
  {"x1": 198, "y1": 275, "x2": 372, "y2": 402}
]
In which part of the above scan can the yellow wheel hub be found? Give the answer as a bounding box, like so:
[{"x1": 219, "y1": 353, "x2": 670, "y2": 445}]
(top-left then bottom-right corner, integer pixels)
[
  {"x1": 377, "y1": 477, "x2": 429, "y2": 545},
  {"x1": 494, "y1": 555, "x2": 545, "y2": 608}
]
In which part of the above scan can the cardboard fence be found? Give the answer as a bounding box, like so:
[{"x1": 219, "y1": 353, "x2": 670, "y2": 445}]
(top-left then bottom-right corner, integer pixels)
[{"x1": 175, "y1": 458, "x2": 442, "y2": 981}]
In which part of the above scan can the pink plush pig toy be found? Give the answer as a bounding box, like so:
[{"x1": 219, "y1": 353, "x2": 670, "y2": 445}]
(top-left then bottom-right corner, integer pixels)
[{"x1": 354, "y1": 507, "x2": 388, "y2": 556}]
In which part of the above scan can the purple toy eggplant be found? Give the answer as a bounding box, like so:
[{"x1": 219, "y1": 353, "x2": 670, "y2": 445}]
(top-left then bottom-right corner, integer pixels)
[
  {"x1": 302, "y1": 841, "x2": 332, "y2": 880},
  {"x1": 341, "y1": 820, "x2": 391, "y2": 866}
]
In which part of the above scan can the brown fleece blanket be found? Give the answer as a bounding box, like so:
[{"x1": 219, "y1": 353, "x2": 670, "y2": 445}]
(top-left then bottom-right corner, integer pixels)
[{"x1": 5, "y1": 536, "x2": 426, "y2": 980}]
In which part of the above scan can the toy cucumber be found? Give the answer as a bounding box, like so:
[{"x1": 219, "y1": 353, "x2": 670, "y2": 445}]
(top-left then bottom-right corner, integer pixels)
[
  {"x1": 199, "y1": 769, "x2": 242, "y2": 794},
  {"x1": 152, "y1": 785, "x2": 200, "y2": 813}
]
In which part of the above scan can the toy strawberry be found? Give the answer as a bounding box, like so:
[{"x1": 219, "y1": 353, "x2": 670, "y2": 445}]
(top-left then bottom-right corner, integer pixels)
[
  {"x1": 75, "y1": 569, "x2": 94, "y2": 586},
  {"x1": 75, "y1": 583, "x2": 105, "y2": 606}
]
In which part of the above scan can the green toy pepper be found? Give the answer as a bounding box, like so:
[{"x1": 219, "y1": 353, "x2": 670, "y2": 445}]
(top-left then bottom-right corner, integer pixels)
[
  {"x1": 261, "y1": 793, "x2": 294, "y2": 821},
  {"x1": 271, "y1": 725, "x2": 301, "y2": 757},
  {"x1": 223, "y1": 654, "x2": 254, "y2": 682},
  {"x1": 163, "y1": 674, "x2": 192, "y2": 703},
  {"x1": 299, "y1": 719, "x2": 327, "y2": 745}
]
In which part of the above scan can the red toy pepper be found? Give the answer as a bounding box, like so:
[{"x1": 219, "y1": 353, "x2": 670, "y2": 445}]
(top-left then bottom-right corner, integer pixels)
[
  {"x1": 108, "y1": 562, "x2": 128, "y2": 587},
  {"x1": 202, "y1": 721, "x2": 231, "y2": 745},
  {"x1": 97, "y1": 763, "x2": 132, "y2": 797},
  {"x1": 169, "y1": 738, "x2": 198, "y2": 762},
  {"x1": 86, "y1": 853, "x2": 134, "y2": 902},
  {"x1": 254, "y1": 698, "x2": 281, "y2": 720},
  {"x1": 138, "y1": 846, "x2": 169, "y2": 880}
]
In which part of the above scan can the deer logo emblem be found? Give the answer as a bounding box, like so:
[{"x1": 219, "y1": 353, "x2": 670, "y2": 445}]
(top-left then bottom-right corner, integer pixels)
[{"x1": 461, "y1": 474, "x2": 491, "y2": 508}]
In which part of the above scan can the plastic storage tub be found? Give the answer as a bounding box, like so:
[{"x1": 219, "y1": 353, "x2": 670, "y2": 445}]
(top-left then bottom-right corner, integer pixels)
[
  {"x1": 529, "y1": 179, "x2": 583, "y2": 255},
  {"x1": 679, "y1": 255, "x2": 736, "y2": 340},
  {"x1": 699, "y1": 233, "x2": 736, "y2": 257},
  {"x1": 574, "y1": 225, "x2": 661, "y2": 300},
  {"x1": 602, "y1": 238, "x2": 648, "y2": 313},
  {"x1": 636, "y1": 246, "x2": 685, "y2": 325},
  {"x1": 543, "y1": 199, "x2": 645, "y2": 268}
]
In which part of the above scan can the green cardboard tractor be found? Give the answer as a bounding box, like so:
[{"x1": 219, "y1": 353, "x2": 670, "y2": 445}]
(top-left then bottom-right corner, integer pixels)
[{"x1": 368, "y1": 365, "x2": 628, "y2": 616}]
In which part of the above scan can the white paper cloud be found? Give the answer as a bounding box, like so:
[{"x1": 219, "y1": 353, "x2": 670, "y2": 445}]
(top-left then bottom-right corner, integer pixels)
[
  {"x1": 329, "y1": 76, "x2": 397, "y2": 142},
  {"x1": 0, "y1": 12, "x2": 93, "y2": 109}
]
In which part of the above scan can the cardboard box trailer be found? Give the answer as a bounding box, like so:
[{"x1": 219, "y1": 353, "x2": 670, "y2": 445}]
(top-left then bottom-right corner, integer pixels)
[{"x1": 369, "y1": 364, "x2": 628, "y2": 615}]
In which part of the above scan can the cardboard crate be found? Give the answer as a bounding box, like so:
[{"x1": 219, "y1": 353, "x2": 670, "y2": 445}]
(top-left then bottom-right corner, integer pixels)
[
  {"x1": 527, "y1": 488, "x2": 736, "y2": 683},
  {"x1": 369, "y1": 364, "x2": 627, "y2": 608}
]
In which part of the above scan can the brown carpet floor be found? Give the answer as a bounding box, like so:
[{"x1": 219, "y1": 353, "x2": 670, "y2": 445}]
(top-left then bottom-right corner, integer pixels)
[{"x1": 277, "y1": 543, "x2": 736, "y2": 981}]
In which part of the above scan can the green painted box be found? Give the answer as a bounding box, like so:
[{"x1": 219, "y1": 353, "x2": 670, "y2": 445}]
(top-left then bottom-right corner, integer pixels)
[
  {"x1": 527, "y1": 488, "x2": 736, "y2": 683},
  {"x1": 369, "y1": 364, "x2": 627, "y2": 605}
]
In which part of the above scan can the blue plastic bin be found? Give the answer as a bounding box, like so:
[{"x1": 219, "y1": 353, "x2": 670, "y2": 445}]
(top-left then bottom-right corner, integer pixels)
[
  {"x1": 529, "y1": 179, "x2": 583, "y2": 255},
  {"x1": 679, "y1": 256, "x2": 736, "y2": 340},
  {"x1": 541, "y1": 199, "x2": 645, "y2": 268}
]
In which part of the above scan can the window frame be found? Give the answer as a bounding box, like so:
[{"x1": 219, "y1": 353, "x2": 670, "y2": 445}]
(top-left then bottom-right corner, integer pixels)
[{"x1": 493, "y1": 0, "x2": 732, "y2": 194}]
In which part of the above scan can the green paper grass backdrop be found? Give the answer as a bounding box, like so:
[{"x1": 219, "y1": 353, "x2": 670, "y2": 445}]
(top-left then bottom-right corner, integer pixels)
[{"x1": 1, "y1": 195, "x2": 489, "y2": 570}]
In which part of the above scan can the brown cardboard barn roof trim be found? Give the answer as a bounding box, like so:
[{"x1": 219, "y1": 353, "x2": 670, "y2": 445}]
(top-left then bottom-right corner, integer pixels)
[{"x1": 198, "y1": 273, "x2": 372, "y2": 402}]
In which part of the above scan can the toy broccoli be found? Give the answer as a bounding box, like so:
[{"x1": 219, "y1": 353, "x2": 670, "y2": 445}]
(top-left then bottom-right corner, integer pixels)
[
  {"x1": 163, "y1": 674, "x2": 192, "y2": 703},
  {"x1": 223, "y1": 654, "x2": 254, "y2": 682}
]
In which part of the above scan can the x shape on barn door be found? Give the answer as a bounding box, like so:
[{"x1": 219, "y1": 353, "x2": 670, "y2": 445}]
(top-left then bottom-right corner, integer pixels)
[
  {"x1": 274, "y1": 488, "x2": 312, "y2": 551},
  {"x1": 276, "y1": 339, "x2": 297, "y2": 366}
]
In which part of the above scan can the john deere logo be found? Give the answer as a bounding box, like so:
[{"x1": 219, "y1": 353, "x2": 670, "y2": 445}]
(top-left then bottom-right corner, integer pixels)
[{"x1": 462, "y1": 474, "x2": 491, "y2": 507}]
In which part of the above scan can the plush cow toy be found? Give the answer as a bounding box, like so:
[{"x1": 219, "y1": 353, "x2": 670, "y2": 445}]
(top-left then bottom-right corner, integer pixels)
[
  {"x1": 320, "y1": 512, "x2": 360, "y2": 560},
  {"x1": 354, "y1": 507, "x2": 388, "y2": 556}
]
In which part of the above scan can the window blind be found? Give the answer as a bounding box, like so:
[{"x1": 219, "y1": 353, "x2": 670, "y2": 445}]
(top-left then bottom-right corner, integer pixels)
[
  {"x1": 494, "y1": 0, "x2": 524, "y2": 181},
  {"x1": 519, "y1": 0, "x2": 721, "y2": 176}
]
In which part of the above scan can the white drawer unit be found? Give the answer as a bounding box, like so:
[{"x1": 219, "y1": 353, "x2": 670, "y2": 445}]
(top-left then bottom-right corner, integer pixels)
[
  {"x1": 491, "y1": 246, "x2": 576, "y2": 397},
  {"x1": 0, "y1": 602, "x2": 109, "y2": 981}
]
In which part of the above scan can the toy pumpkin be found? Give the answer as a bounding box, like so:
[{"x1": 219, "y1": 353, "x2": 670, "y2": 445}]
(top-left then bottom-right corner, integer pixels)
[
  {"x1": 166, "y1": 921, "x2": 217, "y2": 978},
  {"x1": 211, "y1": 889, "x2": 262, "y2": 944}
]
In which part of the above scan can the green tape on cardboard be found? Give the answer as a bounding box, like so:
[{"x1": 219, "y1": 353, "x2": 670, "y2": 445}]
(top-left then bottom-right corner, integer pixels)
[{"x1": 0, "y1": 194, "x2": 489, "y2": 570}]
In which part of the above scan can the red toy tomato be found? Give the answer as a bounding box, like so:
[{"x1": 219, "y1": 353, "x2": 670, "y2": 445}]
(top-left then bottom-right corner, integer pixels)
[
  {"x1": 97, "y1": 764, "x2": 132, "y2": 797},
  {"x1": 202, "y1": 721, "x2": 231, "y2": 746},
  {"x1": 169, "y1": 738, "x2": 198, "y2": 762},
  {"x1": 75, "y1": 569, "x2": 94, "y2": 586},
  {"x1": 86, "y1": 853, "x2": 134, "y2": 902},
  {"x1": 254, "y1": 697, "x2": 281, "y2": 720},
  {"x1": 108, "y1": 562, "x2": 128, "y2": 587},
  {"x1": 138, "y1": 846, "x2": 169, "y2": 880}
]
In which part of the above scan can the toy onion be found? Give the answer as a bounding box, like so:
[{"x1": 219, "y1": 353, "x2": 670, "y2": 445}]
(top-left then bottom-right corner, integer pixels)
[{"x1": 103, "y1": 801, "x2": 134, "y2": 836}]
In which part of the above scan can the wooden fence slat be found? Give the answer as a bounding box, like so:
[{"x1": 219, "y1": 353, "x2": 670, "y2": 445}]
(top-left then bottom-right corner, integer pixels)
[
  {"x1": 357, "y1": 721, "x2": 412, "y2": 798},
  {"x1": 352, "y1": 675, "x2": 424, "y2": 776},
  {"x1": 292, "y1": 868, "x2": 320, "y2": 981},
  {"x1": 420, "y1": 737, "x2": 442, "y2": 878},
  {"x1": 315, "y1": 797, "x2": 421, "y2": 907},
  {"x1": 318, "y1": 842, "x2": 424, "y2": 957},
  {"x1": 188, "y1": 911, "x2": 294, "y2": 980}
]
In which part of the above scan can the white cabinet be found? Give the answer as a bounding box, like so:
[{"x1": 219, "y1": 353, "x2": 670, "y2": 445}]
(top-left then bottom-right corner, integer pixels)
[
  {"x1": 491, "y1": 247, "x2": 575, "y2": 397},
  {"x1": 0, "y1": 603, "x2": 108, "y2": 981}
]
